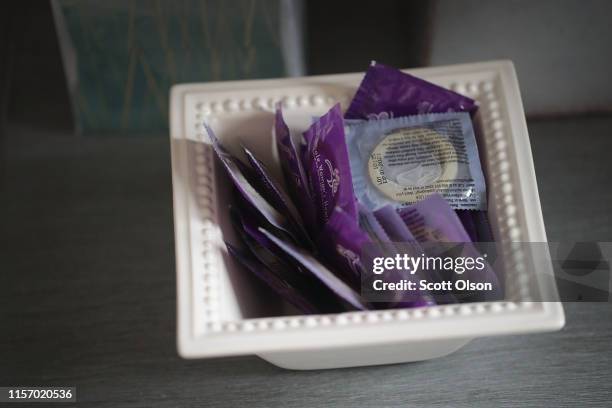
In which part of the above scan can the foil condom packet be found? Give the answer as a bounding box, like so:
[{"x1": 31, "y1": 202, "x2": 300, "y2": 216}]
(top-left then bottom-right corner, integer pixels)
[
  {"x1": 398, "y1": 194, "x2": 502, "y2": 301},
  {"x1": 345, "y1": 61, "x2": 478, "y2": 120},
  {"x1": 346, "y1": 112, "x2": 487, "y2": 211},
  {"x1": 303, "y1": 104, "x2": 358, "y2": 233}
]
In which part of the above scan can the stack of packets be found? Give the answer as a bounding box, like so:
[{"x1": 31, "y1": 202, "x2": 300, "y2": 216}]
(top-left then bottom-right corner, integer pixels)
[{"x1": 205, "y1": 62, "x2": 503, "y2": 314}]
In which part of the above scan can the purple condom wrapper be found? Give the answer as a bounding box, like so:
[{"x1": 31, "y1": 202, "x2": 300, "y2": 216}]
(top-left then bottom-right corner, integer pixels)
[
  {"x1": 356, "y1": 204, "x2": 433, "y2": 307},
  {"x1": 303, "y1": 104, "x2": 358, "y2": 234},
  {"x1": 230, "y1": 208, "x2": 343, "y2": 312},
  {"x1": 399, "y1": 195, "x2": 471, "y2": 243},
  {"x1": 345, "y1": 61, "x2": 489, "y2": 244},
  {"x1": 474, "y1": 210, "x2": 495, "y2": 242},
  {"x1": 315, "y1": 205, "x2": 434, "y2": 308},
  {"x1": 226, "y1": 243, "x2": 319, "y2": 314},
  {"x1": 398, "y1": 194, "x2": 502, "y2": 301},
  {"x1": 456, "y1": 209, "x2": 479, "y2": 242},
  {"x1": 259, "y1": 228, "x2": 368, "y2": 311},
  {"x1": 230, "y1": 206, "x2": 298, "y2": 274},
  {"x1": 274, "y1": 107, "x2": 318, "y2": 235},
  {"x1": 205, "y1": 124, "x2": 293, "y2": 237},
  {"x1": 316, "y1": 207, "x2": 372, "y2": 289},
  {"x1": 374, "y1": 205, "x2": 456, "y2": 305},
  {"x1": 370, "y1": 205, "x2": 437, "y2": 307},
  {"x1": 345, "y1": 61, "x2": 478, "y2": 120},
  {"x1": 373, "y1": 205, "x2": 418, "y2": 244},
  {"x1": 242, "y1": 144, "x2": 299, "y2": 220},
  {"x1": 358, "y1": 203, "x2": 390, "y2": 245},
  {"x1": 241, "y1": 144, "x2": 312, "y2": 247}
]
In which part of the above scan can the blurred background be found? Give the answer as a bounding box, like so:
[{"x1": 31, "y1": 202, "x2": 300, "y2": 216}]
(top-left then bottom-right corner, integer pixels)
[
  {"x1": 3, "y1": 0, "x2": 612, "y2": 134},
  {"x1": 1, "y1": 1, "x2": 611, "y2": 405}
]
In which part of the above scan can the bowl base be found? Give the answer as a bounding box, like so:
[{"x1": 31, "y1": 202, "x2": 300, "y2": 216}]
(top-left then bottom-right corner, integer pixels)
[{"x1": 258, "y1": 338, "x2": 472, "y2": 370}]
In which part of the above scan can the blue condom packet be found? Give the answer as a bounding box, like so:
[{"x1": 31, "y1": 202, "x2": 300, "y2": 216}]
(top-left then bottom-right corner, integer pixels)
[{"x1": 345, "y1": 112, "x2": 487, "y2": 211}]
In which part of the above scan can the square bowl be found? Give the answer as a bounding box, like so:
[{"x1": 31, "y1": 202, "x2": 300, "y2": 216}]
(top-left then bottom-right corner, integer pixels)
[{"x1": 169, "y1": 60, "x2": 564, "y2": 370}]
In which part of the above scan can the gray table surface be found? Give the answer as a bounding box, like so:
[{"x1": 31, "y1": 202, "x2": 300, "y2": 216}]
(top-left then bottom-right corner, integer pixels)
[{"x1": 1, "y1": 116, "x2": 612, "y2": 407}]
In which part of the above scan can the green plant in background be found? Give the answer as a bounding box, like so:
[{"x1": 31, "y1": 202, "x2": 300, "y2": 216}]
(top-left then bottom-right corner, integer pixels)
[{"x1": 54, "y1": 0, "x2": 286, "y2": 134}]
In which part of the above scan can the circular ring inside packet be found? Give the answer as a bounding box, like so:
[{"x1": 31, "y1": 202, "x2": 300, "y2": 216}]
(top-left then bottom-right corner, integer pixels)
[{"x1": 367, "y1": 127, "x2": 459, "y2": 203}]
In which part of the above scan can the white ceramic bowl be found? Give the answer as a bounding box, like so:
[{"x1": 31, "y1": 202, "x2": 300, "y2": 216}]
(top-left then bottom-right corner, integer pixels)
[{"x1": 169, "y1": 60, "x2": 564, "y2": 370}]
